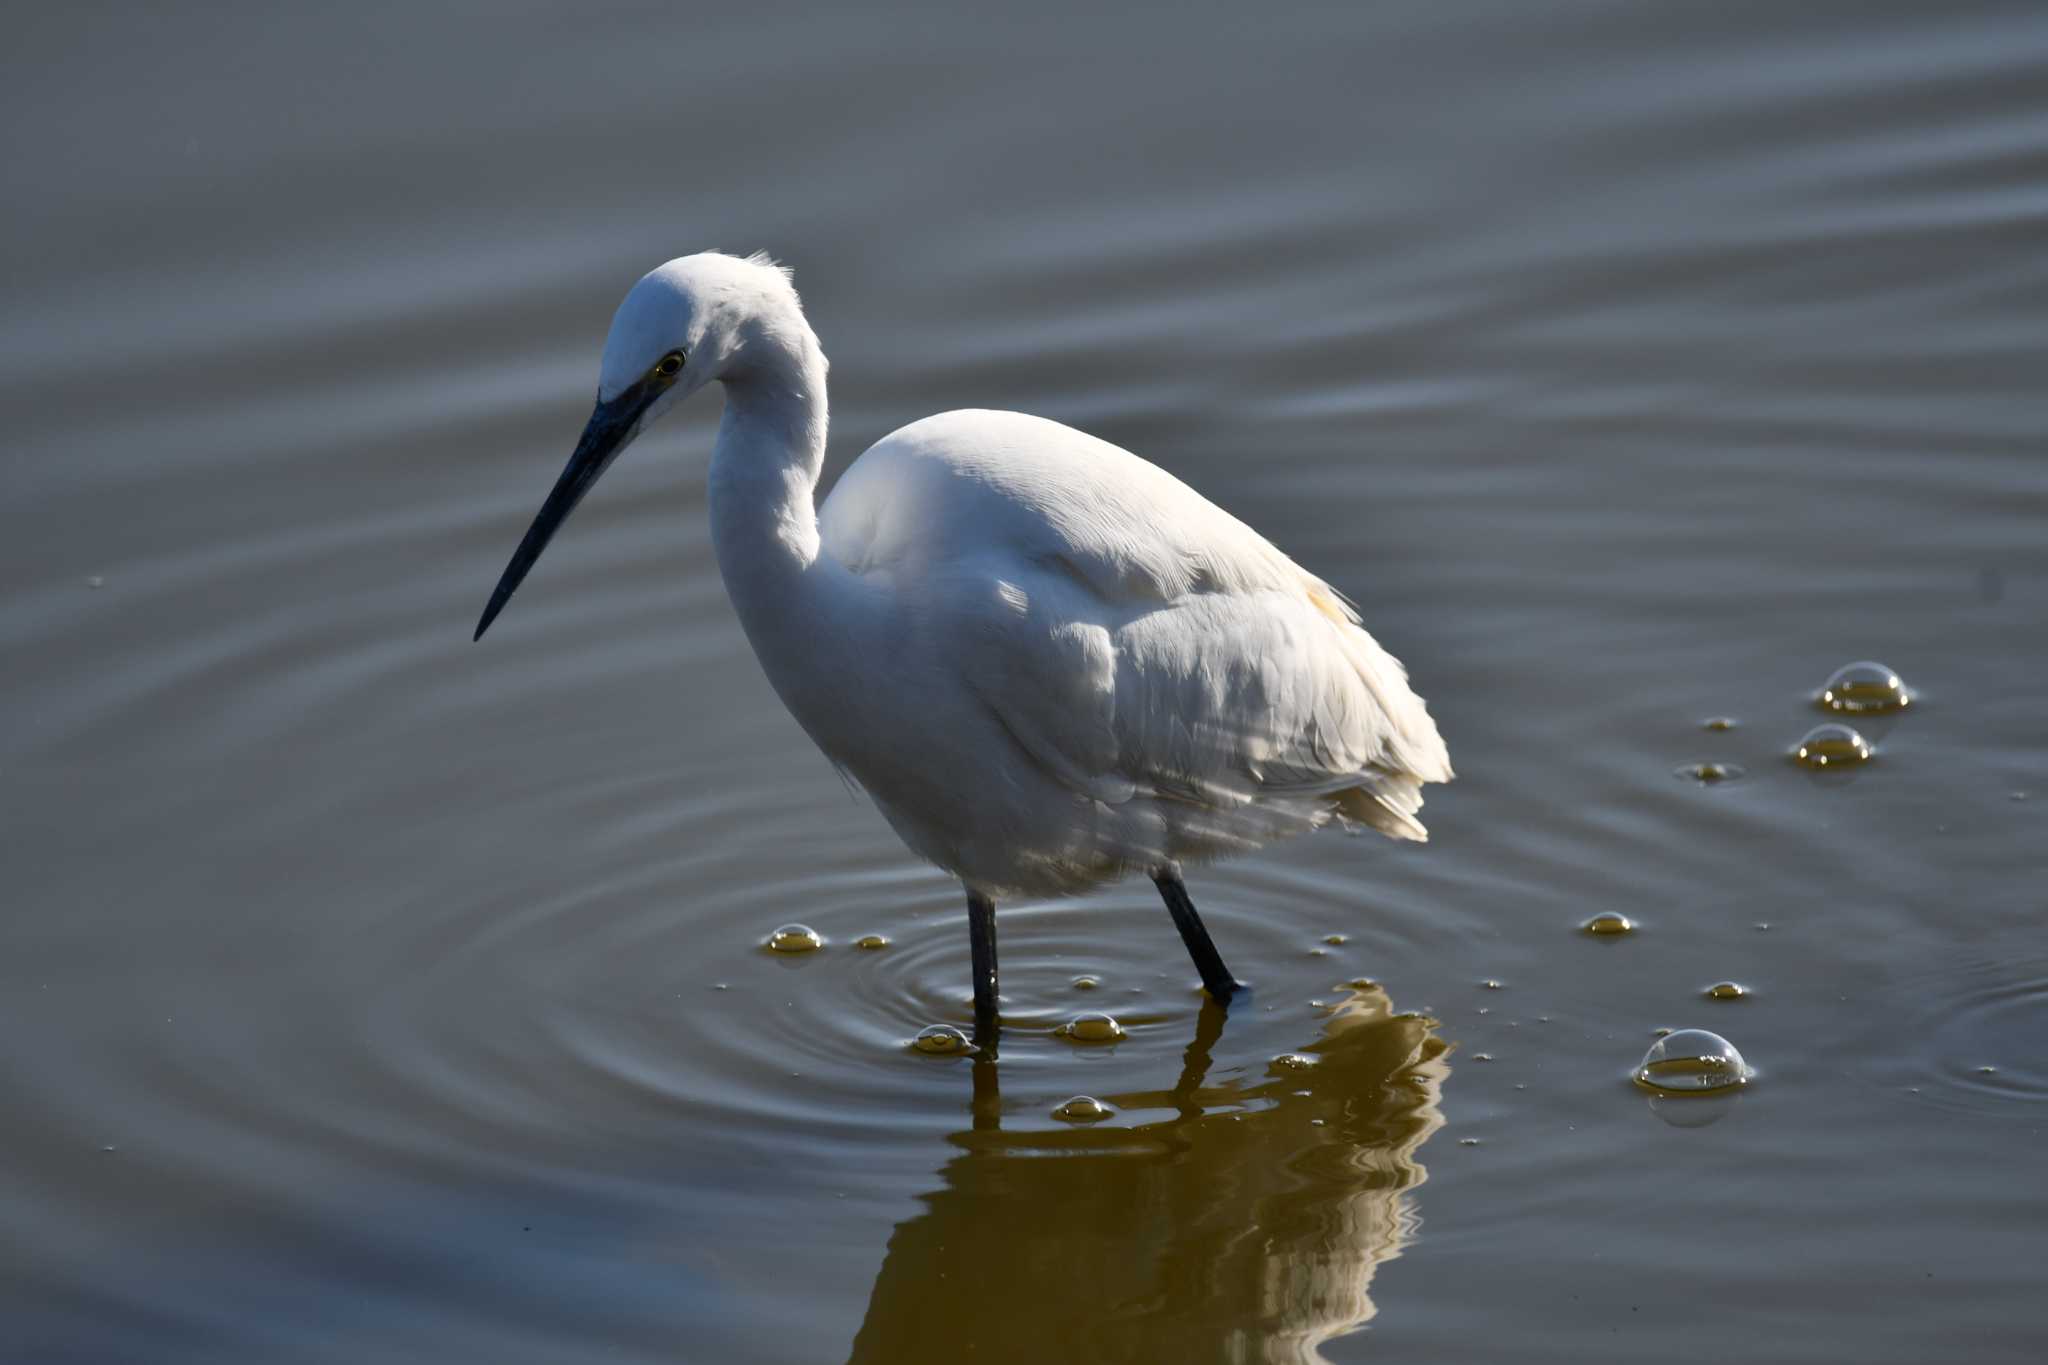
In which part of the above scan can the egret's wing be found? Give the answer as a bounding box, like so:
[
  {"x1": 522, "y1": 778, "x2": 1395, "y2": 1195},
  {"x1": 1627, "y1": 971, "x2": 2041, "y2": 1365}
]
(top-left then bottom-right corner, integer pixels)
[
  {"x1": 950, "y1": 563, "x2": 1136, "y2": 806},
  {"x1": 1105, "y1": 585, "x2": 1450, "y2": 840},
  {"x1": 821, "y1": 410, "x2": 1450, "y2": 834}
]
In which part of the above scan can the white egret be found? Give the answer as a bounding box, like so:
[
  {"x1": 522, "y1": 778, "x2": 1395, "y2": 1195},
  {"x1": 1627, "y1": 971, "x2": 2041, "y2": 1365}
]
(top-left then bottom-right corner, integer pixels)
[{"x1": 476, "y1": 252, "x2": 1451, "y2": 1020}]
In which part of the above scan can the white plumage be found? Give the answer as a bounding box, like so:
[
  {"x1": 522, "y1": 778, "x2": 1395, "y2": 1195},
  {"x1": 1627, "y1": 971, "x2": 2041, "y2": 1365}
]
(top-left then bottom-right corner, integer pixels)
[
  {"x1": 478, "y1": 251, "x2": 1450, "y2": 993},
  {"x1": 816, "y1": 408, "x2": 1450, "y2": 896}
]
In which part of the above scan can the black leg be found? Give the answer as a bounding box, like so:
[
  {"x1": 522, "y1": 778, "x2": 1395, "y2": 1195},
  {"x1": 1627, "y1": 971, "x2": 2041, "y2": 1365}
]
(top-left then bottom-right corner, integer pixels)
[
  {"x1": 967, "y1": 887, "x2": 999, "y2": 1030},
  {"x1": 1152, "y1": 863, "x2": 1242, "y2": 1004}
]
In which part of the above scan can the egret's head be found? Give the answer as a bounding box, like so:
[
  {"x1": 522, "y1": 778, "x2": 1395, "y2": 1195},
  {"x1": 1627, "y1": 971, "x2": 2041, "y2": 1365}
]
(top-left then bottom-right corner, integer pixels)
[{"x1": 474, "y1": 251, "x2": 811, "y2": 640}]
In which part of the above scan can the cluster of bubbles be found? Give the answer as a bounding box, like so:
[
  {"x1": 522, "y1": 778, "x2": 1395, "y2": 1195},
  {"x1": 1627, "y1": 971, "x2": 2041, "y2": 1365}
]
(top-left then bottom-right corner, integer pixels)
[
  {"x1": 1607, "y1": 662, "x2": 1916, "y2": 1107},
  {"x1": 1573, "y1": 904, "x2": 1754, "y2": 1107},
  {"x1": 1681, "y1": 660, "x2": 1912, "y2": 780},
  {"x1": 1791, "y1": 659, "x2": 1911, "y2": 769},
  {"x1": 1509, "y1": 955, "x2": 1757, "y2": 1112},
  {"x1": 763, "y1": 924, "x2": 895, "y2": 953}
]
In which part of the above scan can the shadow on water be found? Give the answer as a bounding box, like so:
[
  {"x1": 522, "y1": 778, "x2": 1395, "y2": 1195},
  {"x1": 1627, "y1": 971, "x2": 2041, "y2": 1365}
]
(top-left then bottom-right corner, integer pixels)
[{"x1": 849, "y1": 985, "x2": 1448, "y2": 1364}]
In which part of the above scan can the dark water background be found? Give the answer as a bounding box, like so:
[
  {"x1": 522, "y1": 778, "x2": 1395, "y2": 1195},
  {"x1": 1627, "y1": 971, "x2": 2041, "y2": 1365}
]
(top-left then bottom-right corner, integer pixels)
[{"x1": 4, "y1": 3, "x2": 2045, "y2": 1361}]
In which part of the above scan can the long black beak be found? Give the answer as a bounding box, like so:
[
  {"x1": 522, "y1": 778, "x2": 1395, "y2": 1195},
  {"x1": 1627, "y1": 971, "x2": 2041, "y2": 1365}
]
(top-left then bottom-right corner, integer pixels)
[{"x1": 473, "y1": 386, "x2": 650, "y2": 641}]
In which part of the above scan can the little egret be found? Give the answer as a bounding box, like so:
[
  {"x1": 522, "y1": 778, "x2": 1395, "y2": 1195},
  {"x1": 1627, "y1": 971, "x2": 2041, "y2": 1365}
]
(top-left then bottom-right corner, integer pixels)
[{"x1": 475, "y1": 252, "x2": 1451, "y2": 1022}]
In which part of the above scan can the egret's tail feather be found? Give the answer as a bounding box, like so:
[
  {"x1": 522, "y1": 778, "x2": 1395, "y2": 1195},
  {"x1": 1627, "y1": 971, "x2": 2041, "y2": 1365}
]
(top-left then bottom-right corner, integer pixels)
[{"x1": 1332, "y1": 772, "x2": 1430, "y2": 843}]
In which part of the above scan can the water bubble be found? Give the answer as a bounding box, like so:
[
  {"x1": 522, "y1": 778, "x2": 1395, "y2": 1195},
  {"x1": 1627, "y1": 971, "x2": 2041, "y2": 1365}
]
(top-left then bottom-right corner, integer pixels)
[
  {"x1": 1052, "y1": 1095, "x2": 1113, "y2": 1123},
  {"x1": 1458, "y1": 1137, "x2": 1482, "y2": 1146},
  {"x1": 1703, "y1": 981, "x2": 1750, "y2": 1001},
  {"x1": 84, "y1": 575, "x2": 105, "y2": 590},
  {"x1": 764, "y1": 923, "x2": 823, "y2": 953},
  {"x1": 910, "y1": 1024, "x2": 975, "y2": 1056},
  {"x1": 1701, "y1": 716, "x2": 1739, "y2": 731},
  {"x1": 1675, "y1": 761, "x2": 1743, "y2": 783},
  {"x1": 1070, "y1": 974, "x2": 1102, "y2": 991},
  {"x1": 1481, "y1": 979, "x2": 1504, "y2": 991},
  {"x1": 1323, "y1": 933, "x2": 1348, "y2": 946},
  {"x1": 1818, "y1": 661, "x2": 1911, "y2": 715},
  {"x1": 1272, "y1": 1052, "x2": 1318, "y2": 1071},
  {"x1": 1473, "y1": 1053, "x2": 1495, "y2": 1063},
  {"x1": 1582, "y1": 912, "x2": 1636, "y2": 937},
  {"x1": 1055, "y1": 1012, "x2": 1126, "y2": 1044},
  {"x1": 853, "y1": 933, "x2": 890, "y2": 950},
  {"x1": 1793, "y1": 723, "x2": 1872, "y2": 768},
  {"x1": 1633, "y1": 1029, "x2": 1751, "y2": 1095}
]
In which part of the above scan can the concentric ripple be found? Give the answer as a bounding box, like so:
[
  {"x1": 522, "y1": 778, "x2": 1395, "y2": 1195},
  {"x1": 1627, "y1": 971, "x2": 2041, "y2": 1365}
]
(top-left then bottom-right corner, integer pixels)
[
  {"x1": 1876, "y1": 948, "x2": 2048, "y2": 1116},
  {"x1": 309, "y1": 774, "x2": 1422, "y2": 1172}
]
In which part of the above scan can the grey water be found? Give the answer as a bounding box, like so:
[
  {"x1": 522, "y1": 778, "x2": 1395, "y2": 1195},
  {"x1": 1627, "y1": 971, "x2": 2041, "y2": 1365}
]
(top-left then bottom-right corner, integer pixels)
[{"x1": 3, "y1": 3, "x2": 2046, "y2": 1361}]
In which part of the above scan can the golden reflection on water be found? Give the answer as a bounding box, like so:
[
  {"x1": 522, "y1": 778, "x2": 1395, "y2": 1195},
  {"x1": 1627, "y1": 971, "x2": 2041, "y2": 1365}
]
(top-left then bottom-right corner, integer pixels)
[{"x1": 848, "y1": 986, "x2": 1448, "y2": 1363}]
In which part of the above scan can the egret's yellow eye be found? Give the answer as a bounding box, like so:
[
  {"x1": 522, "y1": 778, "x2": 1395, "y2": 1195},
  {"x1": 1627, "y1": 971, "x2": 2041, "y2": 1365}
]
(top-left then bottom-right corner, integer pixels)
[{"x1": 655, "y1": 350, "x2": 685, "y2": 379}]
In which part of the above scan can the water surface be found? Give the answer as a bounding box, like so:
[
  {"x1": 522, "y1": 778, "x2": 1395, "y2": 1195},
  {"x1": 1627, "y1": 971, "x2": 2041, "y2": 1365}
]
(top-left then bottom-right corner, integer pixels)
[{"x1": 3, "y1": 3, "x2": 2045, "y2": 1361}]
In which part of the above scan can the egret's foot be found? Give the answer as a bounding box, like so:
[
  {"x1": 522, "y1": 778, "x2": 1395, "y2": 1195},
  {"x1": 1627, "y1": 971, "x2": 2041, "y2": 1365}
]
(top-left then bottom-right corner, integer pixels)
[{"x1": 1204, "y1": 976, "x2": 1250, "y2": 1005}]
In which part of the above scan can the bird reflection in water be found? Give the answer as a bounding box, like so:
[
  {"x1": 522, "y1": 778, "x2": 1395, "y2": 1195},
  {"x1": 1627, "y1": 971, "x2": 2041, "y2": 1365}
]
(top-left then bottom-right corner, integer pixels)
[{"x1": 848, "y1": 984, "x2": 1448, "y2": 1363}]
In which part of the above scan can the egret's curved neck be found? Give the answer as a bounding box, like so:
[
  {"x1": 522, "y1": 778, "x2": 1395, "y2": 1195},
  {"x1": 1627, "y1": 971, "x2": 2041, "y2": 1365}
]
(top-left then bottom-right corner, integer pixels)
[
  {"x1": 708, "y1": 336, "x2": 843, "y2": 711},
  {"x1": 712, "y1": 367, "x2": 826, "y2": 563}
]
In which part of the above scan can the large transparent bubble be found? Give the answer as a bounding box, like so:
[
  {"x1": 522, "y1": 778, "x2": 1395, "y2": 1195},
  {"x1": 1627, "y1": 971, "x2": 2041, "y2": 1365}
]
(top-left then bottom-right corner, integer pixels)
[
  {"x1": 1633, "y1": 1028, "x2": 1751, "y2": 1096},
  {"x1": 1818, "y1": 660, "x2": 1912, "y2": 715}
]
